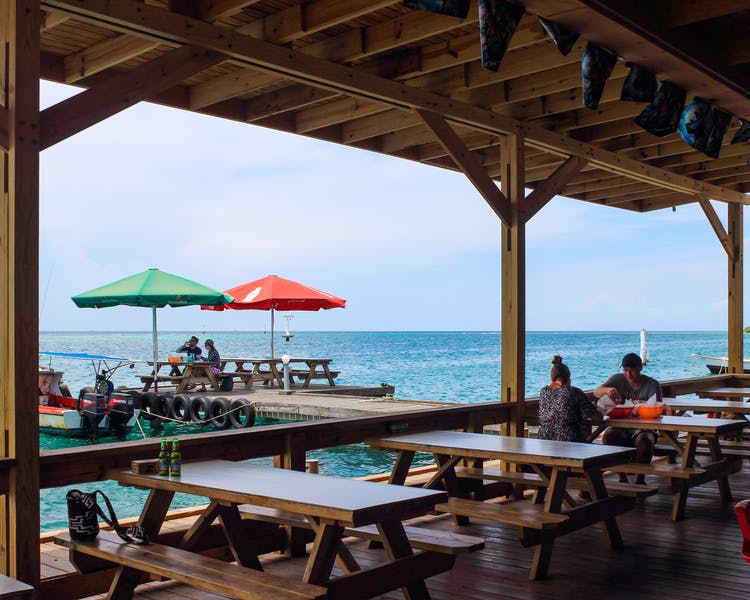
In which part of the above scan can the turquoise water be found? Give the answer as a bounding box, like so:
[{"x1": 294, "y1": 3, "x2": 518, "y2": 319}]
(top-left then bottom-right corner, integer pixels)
[{"x1": 39, "y1": 330, "x2": 736, "y2": 530}]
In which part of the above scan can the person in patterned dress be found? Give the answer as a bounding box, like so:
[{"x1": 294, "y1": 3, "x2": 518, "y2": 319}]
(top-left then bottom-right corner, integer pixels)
[{"x1": 538, "y1": 355, "x2": 599, "y2": 442}]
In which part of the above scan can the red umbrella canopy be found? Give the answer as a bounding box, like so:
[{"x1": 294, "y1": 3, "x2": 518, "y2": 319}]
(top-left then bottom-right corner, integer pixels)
[{"x1": 205, "y1": 275, "x2": 346, "y2": 311}]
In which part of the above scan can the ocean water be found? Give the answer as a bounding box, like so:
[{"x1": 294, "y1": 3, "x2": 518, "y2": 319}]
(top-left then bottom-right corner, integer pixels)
[{"x1": 38, "y1": 330, "x2": 736, "y2": 530}]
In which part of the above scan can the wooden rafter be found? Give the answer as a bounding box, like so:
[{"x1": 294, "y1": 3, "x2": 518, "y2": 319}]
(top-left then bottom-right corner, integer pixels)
[
  {"x1": 40, "y1": 45, "x2": 227, "y2": 150},
  {"x1": 522, "y1": 156, "x2": 588, "y2": 222},
  {"x1": 41, "y1": 0, "x2": 750, "y2": 206},
  {"x1": 698, "y1": 198, "x2": 736, "y2": 261},
  {"x1": 417, "y1": 109, "x2": 510, "y2": 225},
  {"x1": 190, "y1": 68, "x2": 278, "y2": 110},
  {"x1": 64, "y1": 35, "x2": 160, "y2": 83},
  {"x1": 41, "y1": 9, "x2": 69, "y2": 31},
  {"x1": 243, "y1": 85, "x2": 337, "y2": 122},
  {"x1": 194, "y1": 0, "x2": 263, "y2": 22},
  {"x1": 658, "y1": 0, "x2": 750, "y2": 29}
]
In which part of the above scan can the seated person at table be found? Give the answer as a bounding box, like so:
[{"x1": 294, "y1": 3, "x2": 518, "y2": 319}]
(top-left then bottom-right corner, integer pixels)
[
  {"x1": 187, "y1": 339, "x2": 222, "y2": 391},
  {"x1": 538, "y1": 355, "x2": 599, "y2": 443},
  {"x1": 175, "y1": 336, "x2": 202, "y2": 359},
  {"x1": 594, "y1": 352, "x2": 662, "y2": 484}
]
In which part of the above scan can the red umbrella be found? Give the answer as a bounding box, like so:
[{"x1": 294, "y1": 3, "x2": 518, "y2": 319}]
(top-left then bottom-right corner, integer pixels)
[{"x1": 203, "y1": 275, "x2": 346, "y2": 357}]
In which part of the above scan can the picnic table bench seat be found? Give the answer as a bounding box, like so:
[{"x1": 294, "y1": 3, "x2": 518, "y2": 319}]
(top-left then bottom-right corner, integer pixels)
[
  {"x1": 434, "y1": 497, "x2": 569, "y2": 530},
  {"x1": 138, "y1": 374, "x2": 187, "y2": 384},
  {"x1": 290, "y1": 369, "x2": 340, "y2": 380},
  {"x1": 454, "y1": 466, "x2": 659, "y2": 498},
  {"x1": 54, "y1": 531, "x2": 327, "y2": 600},
  {"x1": 238, "y1": 504, "x2": 484, "y2": 555}
]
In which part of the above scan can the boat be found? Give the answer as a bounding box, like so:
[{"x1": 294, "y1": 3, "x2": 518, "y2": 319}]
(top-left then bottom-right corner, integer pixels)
[
  {"x1": 283, "y1": 313, "x2": 294, "y2": 341},
  {"x1": 38, "y1": 352, "x2": 142, "y2": 438},
  {"x1": 692, "y1": 353, "x2": 750, "y2": 374}
]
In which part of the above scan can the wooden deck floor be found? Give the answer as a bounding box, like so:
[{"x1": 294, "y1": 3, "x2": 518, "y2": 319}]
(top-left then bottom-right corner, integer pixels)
[{"x1": 42, "y1": 461, "x2": 750, "y2": 599}]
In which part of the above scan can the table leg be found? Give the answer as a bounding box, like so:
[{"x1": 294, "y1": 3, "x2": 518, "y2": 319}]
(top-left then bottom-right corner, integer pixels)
[
  {"x1": 176, "y1": 366, "x2": 190, "y2": 393},
  {"x1": 378, "y1": 519, "x2": 431, "y2": 600},
  {"x1": 529, "y1": 468, "x2": 568, "y2": 580},
  {"x1": 303, "y1": 521, "x2": 344, "y2": 585},
  {"x1": 706, "y1": 436, "x2": 733, "y2": 502},
  {"x1": 321, "y1": 362, "x2": 336, "y2": 386},
  {"x1": 585, "y1": 469, "x2": 624, "y2": 548},
  {"x1": 389, "y1": 450, "x2": 416, "y2": 485},
  {"x1": 217, "y1": 504, "x2": 264, "y2": 570},
  {"x1": 270, "y1": 363, "x2": 284, "y2": 387},
  {"x1": 109, "y1": 489, "x2": 174, "y2": 598},
  {"x1": 671, "y1": 434, "x2": 699, "y2": 521},
  {"x1": 308, "y1": 516, "x2": 360, "y2": 574}
]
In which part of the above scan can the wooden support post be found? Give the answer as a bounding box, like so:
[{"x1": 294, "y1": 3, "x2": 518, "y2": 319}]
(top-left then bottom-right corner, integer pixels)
[
  {"x1": 0, "y1": 0, "x2": 41, "y2": 585},
  {"x1": 500, "y1": 134, "x2": 525, "y2": 437},
  {"x1": 728, "y1": 202, "x2": 743, "y2": 373}
]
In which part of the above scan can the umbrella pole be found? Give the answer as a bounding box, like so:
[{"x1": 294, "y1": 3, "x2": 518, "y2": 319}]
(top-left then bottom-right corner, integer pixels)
[
  {"x1": 152, "y1": 307, "x2": 159, "y2": 393},
  {"x1": 271, "y1": 306, "x2": 280, "y2": 358}
]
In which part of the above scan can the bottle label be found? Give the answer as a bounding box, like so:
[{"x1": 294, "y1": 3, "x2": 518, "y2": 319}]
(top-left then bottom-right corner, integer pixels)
[
  {"x1": 158, "y1": 455, "x2": 169, "y2": 476},
  {"x1": 170, "y1": 455, "x2": 181, "y2": 476}
]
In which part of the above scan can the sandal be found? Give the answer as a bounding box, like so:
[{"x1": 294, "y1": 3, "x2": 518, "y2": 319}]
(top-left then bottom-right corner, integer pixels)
[{"x1": 185, "y1": 384, "x2": 196, "y2": 390}]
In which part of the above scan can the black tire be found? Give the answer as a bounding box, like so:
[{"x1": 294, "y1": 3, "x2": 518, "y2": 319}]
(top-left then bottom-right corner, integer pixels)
[
  {"x1": 169, "y1": 394, "x2": 190, "y2": 421},
  {"x1": 95, "y1": 379, "x2": 115, "y2": 396},
  {"x1": 139, "y1": 392, "x2": 158, "y2": 420},
  {"x1": 129, "y1": 391, "x2": 144, "y2": 411},
  {"x1": 208, "y1": 397, "x2": 231, "y2": 430},
  {"x1": 188, "y1": 396, "x2": 210, "y2": 423},
  {"x1": 59, "y1": 383, "x2": 72, "y2": 398},
  {"x1": 229, "y1": 399, "x2": 256, "y2": 429},
  {"x1": 154, "y1": 394, "x2": 171, "y2": 419}
]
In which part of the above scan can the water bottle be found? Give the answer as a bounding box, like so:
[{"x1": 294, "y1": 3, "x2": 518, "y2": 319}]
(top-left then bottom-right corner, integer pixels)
[
  {"x1": 170, "y1": 437, "x2": 181, "y2": 477},
  {"x1": 158, "y1": 436, "x2": 169, "y2": 476}
]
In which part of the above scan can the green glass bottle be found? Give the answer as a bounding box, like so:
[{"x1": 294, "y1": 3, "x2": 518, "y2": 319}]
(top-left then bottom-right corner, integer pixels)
[
  {"x1": 170, "y1": 437, "x2": 181, "y2": 477},
  {"x1": 158, "y1": 436, "x2": 169, "y2": 476}
]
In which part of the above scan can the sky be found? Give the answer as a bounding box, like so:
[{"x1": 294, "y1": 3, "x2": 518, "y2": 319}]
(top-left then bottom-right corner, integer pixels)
[{"x1": 39, "y1": 80, "x2": 743, "y2": 332}]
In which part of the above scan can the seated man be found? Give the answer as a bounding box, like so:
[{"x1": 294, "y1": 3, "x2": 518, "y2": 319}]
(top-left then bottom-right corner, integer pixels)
[
  {"x1": 593, "y1": 352, "x2": 662, "y2": 484},
  {"x1": 175, "y1": 336, "x2": 202, "y2": 359}
]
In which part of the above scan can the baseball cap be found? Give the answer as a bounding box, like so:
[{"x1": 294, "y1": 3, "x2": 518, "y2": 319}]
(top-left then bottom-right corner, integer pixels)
[{"x1": 621, "y1": 352, "x2": 643, "y2": 368}]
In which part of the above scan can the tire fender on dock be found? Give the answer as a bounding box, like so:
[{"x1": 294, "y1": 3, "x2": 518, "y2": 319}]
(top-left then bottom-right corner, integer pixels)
[
  {"x1": 229, "y1": 399, "x2": 256, "y2": 429},
  {"x1": 154, "y1": 394, "x2": 171, "y2": 419},
  {"x1": 139, "y1": 392, "x2": 158, "y2": 420},
  {"x1": 169, "y1": 394, "x2": 189, "y2": 421},
  {"x1": 188, "y1": 396, "x2": 210, "y2": 423},
  {"x1": 208, "y1": 397, "x2": 231, "y2": 430}
]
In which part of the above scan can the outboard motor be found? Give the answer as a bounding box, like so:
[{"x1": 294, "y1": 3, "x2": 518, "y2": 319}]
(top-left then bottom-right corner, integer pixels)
[
  {"x1": 80, "y1": 392, "x2": 106, "y2": 441},
  {"x1": 107, "y1": 392, "x2": 135, "y2": 440}
]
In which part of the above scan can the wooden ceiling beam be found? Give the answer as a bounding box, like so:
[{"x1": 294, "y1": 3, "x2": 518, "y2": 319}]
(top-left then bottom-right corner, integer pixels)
[
  {"x1": 698, "y1": 197, "x2": 736, "y2": 260},
  {"x1": 40, "y1": 45, "x2": 226, "y2": 150},
  {"x1": 658, "y1": 0, "x2": 750, "y2": 28},
  {"x1": 295, "y1": 98, "x2": 385, "y2": 134},
  {"x1": 243, "y1": 85, "x2": 338, "y2": 122},
  {"x1": 43, "y1": 0, "x2": 749, "y2": 205},
  {"x1": 417, "y1": 109, "x2": 510, "y2": 225},
  {"x1": 522, "y1": 156, "x2": 588, "y2": 222},
  {"x1": 189, "y1": 68, "x2": 278, "y2": 109},
  {"x1": 64, "y1": 35, "x2": 160, "y2": 83},
  {"x1": 41, "y1": 9, "x2": 70, "y2": 31},
  {"x1": 194, "y1": 1, "x2": 263, "y2": 22}
]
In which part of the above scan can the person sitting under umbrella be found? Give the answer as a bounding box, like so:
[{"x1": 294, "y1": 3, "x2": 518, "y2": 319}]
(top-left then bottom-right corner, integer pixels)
[
  {"x1": 187, "y1": 339, "x2": 221, "y2": 392},
  {"x1": 175, "y1": 336, "x2": 202, "y2": 359}
]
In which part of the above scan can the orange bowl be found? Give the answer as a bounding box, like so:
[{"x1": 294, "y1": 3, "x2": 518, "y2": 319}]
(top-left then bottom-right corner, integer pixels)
[
  {"x1": 607, "y1": 405, "x2": 635, "y2": 418},
  {"x1": 635, "y1": 404, "x2": 666, "y2": 418}
]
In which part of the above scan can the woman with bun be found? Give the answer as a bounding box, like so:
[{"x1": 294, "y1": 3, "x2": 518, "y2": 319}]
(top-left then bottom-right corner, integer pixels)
[{"x1": 538, "y1": 355, "x2": 599, "y2": 442}]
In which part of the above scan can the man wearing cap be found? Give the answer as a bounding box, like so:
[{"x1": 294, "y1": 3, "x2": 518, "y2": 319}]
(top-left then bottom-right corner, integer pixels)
[
  {"x1": 594, "y1": 353, "x2": 662, "y2": 484},
  {"x1": 175, "y1": 336, "x2": 202, "y2": 359}
]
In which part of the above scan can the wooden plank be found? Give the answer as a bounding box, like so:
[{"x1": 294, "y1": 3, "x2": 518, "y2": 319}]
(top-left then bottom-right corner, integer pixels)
[
  {"x1": 41, "y1": 0, "x2": 750, "y2": 206},
  {"x1": 728, "y1": 202, "x2": 743, "y2": 374},
  {"x1": 195, "y1": 0, "x2": 264, "y2": 22},
  {"x1": 698, "y1": 198, "x2": 735, "y2": 261},
  {"x1": 40, "y1": 44, "x2": 227, "y2": 149},
  {"x1": 417, "y1": 109, "x2": 510, "y2": 225},
  {"x1": 0, "y1": 105, "x2": 7, "y2": 153},
  {"x1": 522, "y1": 156, "x2": 588, "y2": 223},
  {"x1": 3, "y1": 0, "x2": 41, "y2": 584},
  {"x1": 64, "y1": 34, "x2": 160, "y2": 83},
  {"x1": 435, "y1": 498, "x2": 569, "y2": 529}
]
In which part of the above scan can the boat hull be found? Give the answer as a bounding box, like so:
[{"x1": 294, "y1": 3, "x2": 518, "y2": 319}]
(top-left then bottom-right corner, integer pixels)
[{"x1": 692, "y1": 353, "x2": 750, "y2": 375}]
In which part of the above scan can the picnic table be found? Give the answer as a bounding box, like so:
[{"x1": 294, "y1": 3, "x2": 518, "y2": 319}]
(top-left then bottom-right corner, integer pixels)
[
  {"x1": 93, "y1": 460, "x2": 456, "y2": 600},
  {"x1": 141, "y1": 360, "x2": 221, "y2": 393},
  {"x1": 593, "y1": 414, "x2": 747, "y2": 520},
  {"x1": 696, "y1": 387, "x2": 750, "y2": 400},
  {"x1": 366, "y1": 430, "x2": 636, "y2": 580},
  {"x1": 221, "y1": 357, "x2": 339, "y2": 388}
]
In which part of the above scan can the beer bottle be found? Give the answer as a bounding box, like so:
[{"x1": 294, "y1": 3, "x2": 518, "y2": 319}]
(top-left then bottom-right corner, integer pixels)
[
  {"x1": 158, "y1": 436, "x2": 169, "y2": 476},
  {"x1": 170, "y1": 437, "x2": 181, "y2": 477}
]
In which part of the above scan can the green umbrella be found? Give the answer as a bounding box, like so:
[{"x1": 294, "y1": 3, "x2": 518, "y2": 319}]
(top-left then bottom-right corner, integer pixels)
[{"x1": 72, "y1": 269, "x2": 233, "y2": 390}]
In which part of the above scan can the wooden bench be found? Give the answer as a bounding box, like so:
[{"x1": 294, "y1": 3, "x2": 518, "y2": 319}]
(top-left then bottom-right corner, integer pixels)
[
  {"x1": 434, "y1": 497, "x2": 569, "y2": 530},
  {"x1": 0, "y1": 574, "x2": 33, "y2": 600},
  {"x1": 608, "y1": 462, "x2": 704, "y2": 478},
  {"x1": 138, "y1": 374, "x2": 187, "y2": 391},
  {"x1": 290, "y1": 370, "x2": 340, "y2": 381},
  {"x1": 238, "y1": 505, "x2": 484, "y2": 554},
  {"x1": 455, "y1": 466, "x2": 658, "y2": 498},
  {"x1": 54, "y1": 531, "x2": 327, "y2": 600}
]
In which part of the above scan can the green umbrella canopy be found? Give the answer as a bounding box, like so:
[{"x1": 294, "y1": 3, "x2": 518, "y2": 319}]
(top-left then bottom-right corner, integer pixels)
[
  {"x1": 72, "y1": 269, "x2": 232, "y2": 391},
  {"x1": 72, "y1": 268, "x2": 233, "y2": 308}
]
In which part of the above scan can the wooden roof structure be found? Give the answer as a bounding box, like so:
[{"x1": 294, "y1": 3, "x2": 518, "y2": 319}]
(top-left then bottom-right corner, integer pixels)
[{"x1": 2, "y1": 0, "x2": 750, "y2": 587}]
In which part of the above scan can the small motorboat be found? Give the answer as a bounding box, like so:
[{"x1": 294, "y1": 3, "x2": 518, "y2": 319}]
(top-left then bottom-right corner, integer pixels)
[
  {"x1": 38, "y1": 352, "x2": 142, "y2": 438},
  {"x1": 692, "y1": 353, "x2": 750, "y2": 375}
]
